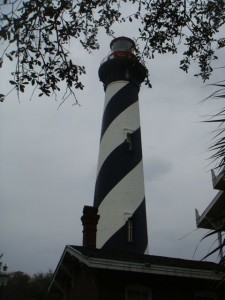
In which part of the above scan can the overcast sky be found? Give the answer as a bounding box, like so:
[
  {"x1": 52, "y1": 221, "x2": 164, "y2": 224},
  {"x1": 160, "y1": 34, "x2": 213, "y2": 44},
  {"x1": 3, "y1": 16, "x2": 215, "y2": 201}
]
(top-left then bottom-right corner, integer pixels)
[{"x1": 1, "y1": 14, "x2": 225, "y2": 275}]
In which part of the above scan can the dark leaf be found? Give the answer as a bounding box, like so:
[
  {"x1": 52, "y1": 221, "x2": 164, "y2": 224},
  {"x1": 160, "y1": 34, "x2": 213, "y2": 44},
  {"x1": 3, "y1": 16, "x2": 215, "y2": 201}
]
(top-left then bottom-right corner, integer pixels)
[
  {"x1": 0, "y1": 94, "x2": 5, "y2": 102},
  {"x1": 19, "y1": 85, "x2": 25, "y2": 92},
  {"x1": 9, "y1": 80, "x2": 16, "y2": 85}
]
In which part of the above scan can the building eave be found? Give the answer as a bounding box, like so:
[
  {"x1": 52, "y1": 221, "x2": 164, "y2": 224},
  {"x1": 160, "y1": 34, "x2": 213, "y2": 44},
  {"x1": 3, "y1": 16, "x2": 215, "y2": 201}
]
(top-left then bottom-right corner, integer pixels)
[
  {"x1": 211, "y1": 169, "x2": 225, "y2": 190},
  {"x1": 72, "y1": 255, "x2": 222, "y2": 281},
  {"x1": 48, "y1": 246, "x2": 70, "y2": 293},
  {"x1": 196, "y1": 191, "x2": 225, "y2": 230},
  {"x1": 68, "y1": 245, "x2": 225, "y2": 280},
  {"x1": 49, "y1": 245, "x2": 225, "y2": 293}
]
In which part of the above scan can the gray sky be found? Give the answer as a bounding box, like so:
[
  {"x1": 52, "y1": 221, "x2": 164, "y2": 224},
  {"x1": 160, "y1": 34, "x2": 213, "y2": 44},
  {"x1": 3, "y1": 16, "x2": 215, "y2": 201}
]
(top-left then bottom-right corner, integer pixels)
[{"x1": 1, "y1": 20, "x2": 225, "y2": 275}]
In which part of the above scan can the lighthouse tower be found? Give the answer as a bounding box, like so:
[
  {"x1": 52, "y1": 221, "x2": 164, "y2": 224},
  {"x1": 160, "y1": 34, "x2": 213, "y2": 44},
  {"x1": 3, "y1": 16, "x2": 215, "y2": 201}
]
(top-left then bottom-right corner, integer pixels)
[{"x1": 94, "y1": 37, "x2": 148, "y2": 254}]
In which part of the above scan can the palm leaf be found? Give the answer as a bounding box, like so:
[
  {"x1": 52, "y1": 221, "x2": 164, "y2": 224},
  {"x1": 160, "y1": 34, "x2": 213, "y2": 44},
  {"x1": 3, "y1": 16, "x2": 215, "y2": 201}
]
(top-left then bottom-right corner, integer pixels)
[
  {"x1": 202, "y1": 238, "x2": 225, "y2": 261},
  {"x1": 206, "y1": 81, "x2": 225, "y2": 173}
]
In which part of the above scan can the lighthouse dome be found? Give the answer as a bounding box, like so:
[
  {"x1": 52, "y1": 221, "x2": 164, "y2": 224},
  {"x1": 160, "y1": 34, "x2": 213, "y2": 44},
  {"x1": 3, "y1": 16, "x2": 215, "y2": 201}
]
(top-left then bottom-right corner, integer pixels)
[{"x1": 110, "y1": 36, "x2": 135, "y2": 53}]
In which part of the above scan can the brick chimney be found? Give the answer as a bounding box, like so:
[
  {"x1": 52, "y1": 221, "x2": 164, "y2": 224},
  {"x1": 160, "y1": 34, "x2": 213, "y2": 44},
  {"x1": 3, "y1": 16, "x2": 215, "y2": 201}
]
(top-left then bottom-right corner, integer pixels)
[{"x1": 81, "y1": 206, "x2": 100, "y2": 248}]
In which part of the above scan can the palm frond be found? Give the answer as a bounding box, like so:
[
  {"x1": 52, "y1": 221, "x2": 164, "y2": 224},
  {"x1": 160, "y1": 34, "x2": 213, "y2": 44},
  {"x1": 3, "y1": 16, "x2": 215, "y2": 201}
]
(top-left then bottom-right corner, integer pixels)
[
  {"x1": 206, "y1": 81, "x2": 225, "y2": 173},
  {"x1": 202, "y1": 238, "x2": 225, "y2": 261}
]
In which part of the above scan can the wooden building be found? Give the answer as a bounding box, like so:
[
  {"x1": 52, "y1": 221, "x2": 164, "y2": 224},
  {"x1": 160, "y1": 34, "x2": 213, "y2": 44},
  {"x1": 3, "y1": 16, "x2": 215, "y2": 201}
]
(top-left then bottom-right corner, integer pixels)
[
  {"x1": 49, "y1": 205, "x2": 225, "y2": 299},
  {"x1": 49, "y1": 245, "x2": 225, "y2": 300}
]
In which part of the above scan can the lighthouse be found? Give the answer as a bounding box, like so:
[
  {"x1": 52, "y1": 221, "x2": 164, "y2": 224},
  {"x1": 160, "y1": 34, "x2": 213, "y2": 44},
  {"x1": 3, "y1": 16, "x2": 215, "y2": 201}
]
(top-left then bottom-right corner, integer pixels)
[
  {"x1": 94, "y1": 37, "x2": 148, "y2": 254},
  {"x1": 49, "y1": 37, "x2": 225, "y2": 300}
]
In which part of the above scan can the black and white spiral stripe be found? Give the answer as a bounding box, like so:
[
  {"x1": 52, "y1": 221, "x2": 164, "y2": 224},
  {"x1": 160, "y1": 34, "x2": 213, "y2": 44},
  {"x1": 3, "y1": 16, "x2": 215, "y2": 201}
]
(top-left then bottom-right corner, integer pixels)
[{"x1": 94, "y1": 80, "x2": 148, "y2": 254}]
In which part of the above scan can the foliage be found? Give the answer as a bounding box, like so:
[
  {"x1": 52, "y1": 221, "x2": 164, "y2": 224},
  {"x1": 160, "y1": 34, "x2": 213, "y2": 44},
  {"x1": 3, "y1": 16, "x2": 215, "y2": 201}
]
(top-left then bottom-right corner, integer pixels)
[
  {"x1": 204, "y1": 80, "x2": 225, "y2": 172},
  {"x1": 199, "y1": 82, "x2": 225, "y2": 263},
  {"x1": 3, "y1": 271, "x2": 61, "y2": 300},
  {"x1": 201, "y1": 223, "x2": 225, "y2": 263},
  {"x1": 0, "y1": 0, "x2": 224, "y2": 103},
  {"x1": 0, "y1": 254, "x2": 8, "y2": 272}
]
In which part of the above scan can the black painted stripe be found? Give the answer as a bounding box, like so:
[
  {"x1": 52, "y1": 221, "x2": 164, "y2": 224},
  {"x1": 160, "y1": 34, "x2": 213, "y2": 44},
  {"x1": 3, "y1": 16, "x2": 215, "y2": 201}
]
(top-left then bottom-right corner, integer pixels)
[
  {"x1": 100, "y1": 82, "x2": 139, "y2": 141},
  {"x1": 94, "y1": 128, "x2": 142, "y2": 208},
  {"x1": 101, "y1": 199, "x2": 148, "y2": 254}
]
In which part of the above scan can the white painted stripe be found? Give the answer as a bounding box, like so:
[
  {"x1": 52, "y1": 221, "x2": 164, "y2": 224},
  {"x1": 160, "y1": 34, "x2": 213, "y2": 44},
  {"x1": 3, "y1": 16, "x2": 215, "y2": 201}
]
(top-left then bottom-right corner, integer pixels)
[
  {"x1": 103, "y1": 81, "x2": 129, "y2": 109},
  {"x1": 97, "y1": 101, "x2": 141, "y2": 173},
  {"x1": 96, "y1": 161, "x2": 145, "y2": 248}
]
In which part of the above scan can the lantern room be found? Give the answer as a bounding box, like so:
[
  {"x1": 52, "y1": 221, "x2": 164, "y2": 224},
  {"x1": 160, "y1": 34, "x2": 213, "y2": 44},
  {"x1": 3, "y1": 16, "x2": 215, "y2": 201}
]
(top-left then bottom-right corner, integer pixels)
[
  {"x1": 107, "y1": 37, "x2": 136, "y2": 60},
  {"x1": 99, "y1": 36, "x2": 147, "y2": 87},
  {"x1": 110, "y1": 37, "x2": 135, "y2": 52}
]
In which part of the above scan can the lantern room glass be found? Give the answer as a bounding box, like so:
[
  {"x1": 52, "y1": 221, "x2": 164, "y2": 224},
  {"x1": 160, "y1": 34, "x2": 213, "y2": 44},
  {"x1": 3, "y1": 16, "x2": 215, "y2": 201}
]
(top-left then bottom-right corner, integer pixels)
[{"x1": 110, "y1": 37, "x2": 135, "y2": 53}]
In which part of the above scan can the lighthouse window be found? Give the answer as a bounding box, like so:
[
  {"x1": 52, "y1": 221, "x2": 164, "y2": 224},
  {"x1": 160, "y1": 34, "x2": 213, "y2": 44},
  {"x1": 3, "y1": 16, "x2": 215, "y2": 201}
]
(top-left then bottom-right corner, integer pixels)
[
  {"x1": 127, "y1": 132, "x2": 133, "y2": 151},
  {"x1": 127, "y1": 290, "x2": 148, "y2": 300},
  {"x1": 124, "y1": 129, "x2": 134, "y2": 152},
  {"x1": 126, "y1": 286, "x2": 152, "y2": 300},
  {"x1": 127, "y1": 218, "x2": 133, "y2": 243}
]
